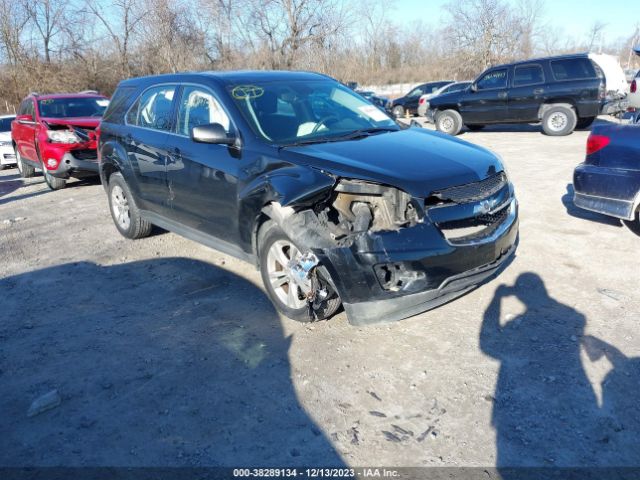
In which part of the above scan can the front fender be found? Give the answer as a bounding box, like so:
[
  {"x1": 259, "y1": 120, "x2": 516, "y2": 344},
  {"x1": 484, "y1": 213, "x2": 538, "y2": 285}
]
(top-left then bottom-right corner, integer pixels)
[{"x1": 237, "y1": 161, "x2": 336, "y2": 252}]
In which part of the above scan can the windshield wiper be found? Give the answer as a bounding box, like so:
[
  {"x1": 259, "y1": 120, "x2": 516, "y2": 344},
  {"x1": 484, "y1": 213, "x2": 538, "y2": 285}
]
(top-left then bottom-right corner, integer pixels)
[{"x1": 279, "y1": 127, "x2": 397, "y2": 148}]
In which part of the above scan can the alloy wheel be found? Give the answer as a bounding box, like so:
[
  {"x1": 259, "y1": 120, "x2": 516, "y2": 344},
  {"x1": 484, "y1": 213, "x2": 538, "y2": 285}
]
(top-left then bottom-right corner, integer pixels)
[
  {"x1": 548, "y1": 112, "x2": 568, "y2": 132},
  {"x1": 266, "y1": 239, "x2": 307, "y2": 310},
  {"x1": 111, "y1": 185, "x2": 131, "y2": 231}
]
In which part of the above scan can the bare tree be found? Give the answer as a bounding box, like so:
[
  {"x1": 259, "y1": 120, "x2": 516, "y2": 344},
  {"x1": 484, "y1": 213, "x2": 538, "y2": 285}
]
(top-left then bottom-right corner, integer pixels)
[
  {"x1": 24, "y1": 0, "x2": 68, "y2": 62},
  {"x1": 84, "y1": 0, "x2": 146, "y2": 78},
  {"x1": 586, "y1": 21, "x2": 607, "y2": 53}
]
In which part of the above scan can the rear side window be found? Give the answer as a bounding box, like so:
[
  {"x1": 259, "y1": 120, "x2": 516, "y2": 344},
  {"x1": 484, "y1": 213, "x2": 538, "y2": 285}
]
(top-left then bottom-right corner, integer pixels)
[
  {"x1": 513, "y1": 64, "x2": 544, "y2": 86},
  {"x1": 477, "y1": 69, "x2": 508, "y2": 90},
  {"x1": 103, "y1": 86, "x2": 137, "y2": 124},
  {"x1": 127, "y1": 85, "x2": 176, "y2": 131},
  {"x1": 175, "y1": 86, "x2": 230, "y2": 136},
  {"x1": 550, "y1": 58, "x2": 596, "y2": 81}
]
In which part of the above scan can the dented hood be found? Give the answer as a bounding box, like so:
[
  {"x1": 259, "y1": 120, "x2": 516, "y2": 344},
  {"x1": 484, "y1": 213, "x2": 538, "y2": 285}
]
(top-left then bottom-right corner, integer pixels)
[
  {"x1": 40, "y1": 117, "x2": 100, "y2": 128},
  {"x1": 282, "y1": 128, "x2": 503, "y2": 197}
]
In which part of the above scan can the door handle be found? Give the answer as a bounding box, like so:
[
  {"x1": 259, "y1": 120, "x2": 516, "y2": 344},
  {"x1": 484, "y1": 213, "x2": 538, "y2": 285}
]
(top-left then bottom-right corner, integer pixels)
[
  {"x1": 533, "y1": 88, "x2": 544, "y2": 95},
  {"x1": 498, "y1": 92, "x2": 507, "y2": 99}
]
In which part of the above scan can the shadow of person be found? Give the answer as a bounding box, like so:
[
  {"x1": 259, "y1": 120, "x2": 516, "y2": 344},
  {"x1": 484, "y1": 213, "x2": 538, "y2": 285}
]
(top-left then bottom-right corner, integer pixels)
[
  {"x1": 583, "y1": 335, "x2": 640, "y2": 466},
  {"x1": 480, "y1": 272, "x2": 600, "y2": 471},
  {"x1": 0, "y1": 258, "x2": 343, "y2": 467}
]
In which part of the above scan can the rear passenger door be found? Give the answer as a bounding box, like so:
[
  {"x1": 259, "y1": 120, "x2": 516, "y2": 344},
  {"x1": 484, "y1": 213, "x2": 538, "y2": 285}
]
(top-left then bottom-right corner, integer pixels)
[
  {"x1": 123, "y1": 84, "x2": 177, "y2": 214},
  {"x1": 460, "y1": 68, "x2": 509, "y2": 124},
  {"x1": 165, "y1": 85, "x2": 240, "y2": 244},
  {"x1": 507, "y1": 63, "x2": 546, "y2": 122}
]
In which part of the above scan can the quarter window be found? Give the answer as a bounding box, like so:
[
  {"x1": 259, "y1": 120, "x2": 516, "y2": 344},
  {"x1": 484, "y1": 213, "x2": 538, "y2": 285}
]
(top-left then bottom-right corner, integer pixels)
[
  {"x1": 127, "y1": 85, "x2": 176, "y2": 131},
  {"x1": 476, "y1": 69, "x2": 508, "y2": 90},
  {"x1": 550, "y1": 58, "x2": 596, "y2": 81},
  {"x1": 175, "y1": 86, "x2": 230, "y2": 136},
  {"x1": 513, "y1": 64, "x2": 544, "y2": 86}
]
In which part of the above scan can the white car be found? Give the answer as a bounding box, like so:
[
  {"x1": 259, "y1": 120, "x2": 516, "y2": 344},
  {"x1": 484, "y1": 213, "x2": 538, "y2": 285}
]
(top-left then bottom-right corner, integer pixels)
[
  {"x1": 417, "y1": 81, "x2": 471, "y2": 117},
  {"x1": 0, "y1": 114, "x2": 16, "y2": 169}
]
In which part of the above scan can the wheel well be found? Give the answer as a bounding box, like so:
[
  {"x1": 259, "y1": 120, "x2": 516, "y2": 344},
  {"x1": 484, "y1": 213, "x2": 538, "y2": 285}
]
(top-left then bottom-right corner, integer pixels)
[
  {"x1": 252, "y1": 212, "x2": 272, "y2": 260},
  {"x1": 538, "y1": 102, "x2": 576, "y2": 119},
  {"x1": 101, "y1": 162, "x2": 120, "y2": 188}
]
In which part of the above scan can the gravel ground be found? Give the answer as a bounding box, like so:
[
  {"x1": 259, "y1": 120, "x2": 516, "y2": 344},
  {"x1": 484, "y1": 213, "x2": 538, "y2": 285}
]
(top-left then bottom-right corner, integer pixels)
[{"x1": 1, "y1": 119, "x2": 639, "y2": 470}]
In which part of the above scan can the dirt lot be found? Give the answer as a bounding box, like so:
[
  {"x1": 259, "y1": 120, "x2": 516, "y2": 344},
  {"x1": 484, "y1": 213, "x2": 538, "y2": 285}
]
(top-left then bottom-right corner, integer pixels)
[{"x1": 1, "y1": 119, "x2": 639, "y2": 470}]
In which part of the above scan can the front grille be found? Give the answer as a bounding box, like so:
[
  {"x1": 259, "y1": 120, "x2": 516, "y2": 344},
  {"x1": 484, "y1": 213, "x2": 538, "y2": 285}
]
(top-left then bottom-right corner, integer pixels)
[
  {"x1": 438, "y1": 202, "x2": 511, "y2": 244},
  {"x1": 71, "y1": 149, "x2": 97, "y2": 161},
  {"x1": 433, "y1": 172, "x2": 507, "y2": 204}
]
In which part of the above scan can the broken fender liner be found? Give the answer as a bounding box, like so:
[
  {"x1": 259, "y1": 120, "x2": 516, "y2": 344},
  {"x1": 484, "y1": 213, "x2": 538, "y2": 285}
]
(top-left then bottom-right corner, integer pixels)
[{"x1": 343, "y1": 243, "x2": 517, "y2": 325}]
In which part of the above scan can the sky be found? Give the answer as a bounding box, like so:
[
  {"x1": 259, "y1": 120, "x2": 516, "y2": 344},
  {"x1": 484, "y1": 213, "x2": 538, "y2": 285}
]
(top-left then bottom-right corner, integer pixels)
[{"x1": 387, "y1": 0, "x2": 639, "y2": 43}]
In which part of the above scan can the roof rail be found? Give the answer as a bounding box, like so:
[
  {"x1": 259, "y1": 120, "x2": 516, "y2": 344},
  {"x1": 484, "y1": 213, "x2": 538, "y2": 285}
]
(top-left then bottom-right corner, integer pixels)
[
  {"x1": 28, "y1": 91, "x2": 39, "y2": 97},
  {"x1": 78, "y1": 90, "x2": 99, "y2": 94}
]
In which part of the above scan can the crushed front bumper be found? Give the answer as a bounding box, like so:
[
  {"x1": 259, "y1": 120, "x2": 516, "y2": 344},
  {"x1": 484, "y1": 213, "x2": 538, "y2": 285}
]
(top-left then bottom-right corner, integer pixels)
[
  {"x1": 47, "y1": 150, "x2": 99, "y2": 179},
  {"x1": 320, "y1": 199, "x2": 519, "y2": 325}
]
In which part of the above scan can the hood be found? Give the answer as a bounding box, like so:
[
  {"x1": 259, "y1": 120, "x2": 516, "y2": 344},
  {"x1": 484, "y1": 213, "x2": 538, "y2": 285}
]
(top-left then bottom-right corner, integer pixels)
[
  {"x1": 281, "y1": 128, "x2": 503, "y2": 198},
  {"x1": 40, "y1": 117, "x2": 101, "y2": 128},
  {"x1": 429, "y1": 90, "x2": 465, "y2": 107},
  {"x1": 0, "y1": 131, "x2": 11, "y2": 142}
]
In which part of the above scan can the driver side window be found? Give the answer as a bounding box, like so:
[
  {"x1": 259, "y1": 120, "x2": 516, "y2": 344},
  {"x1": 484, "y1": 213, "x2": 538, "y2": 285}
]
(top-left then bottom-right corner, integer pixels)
[
  {"x1": 176, "y1": 86, "x2": 230, "y2": 137},
  {"x1": 477, "y1": 69, "x2": 508, "y2": 90}
]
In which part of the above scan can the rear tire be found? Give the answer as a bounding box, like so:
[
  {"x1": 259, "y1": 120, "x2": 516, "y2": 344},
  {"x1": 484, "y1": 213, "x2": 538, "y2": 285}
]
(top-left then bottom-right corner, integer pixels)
[
  {"x1": 258, "y1": 221, "x2": 341, "y2": 322},
  {"x1": 623, "y1": 210, "x2": 640, "y2": 236},
  {"x1": 576, "y1": 116, "x2": 596, "y2": 130},
  {"x1": 435, "y1": 109, "x2": 463, "y2": 135},
  {"x1": 16, "y1": 149, "x2": 35, "y2": 178},
  {"x1": 541, "y1": 105, "x2": 577, "y2": 136},
  {"x1": 107, "y1": 172, "x2": 152, "y2": 239}
]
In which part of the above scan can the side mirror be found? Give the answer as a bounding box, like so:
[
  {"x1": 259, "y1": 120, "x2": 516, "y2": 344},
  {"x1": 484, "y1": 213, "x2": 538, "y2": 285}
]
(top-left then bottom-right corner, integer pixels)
[
  {"x1": 409, "y1": 119, "x2": 423, "y2": 128},
  {"x1": 470, "y1": 84, "x2": 478, "y2": 93},
  {"x1": 191, "y1": 123, "x2": 235, "y2": 145},
  {"x1": 16, "y1": 113, "x2": 34, "y2": 123}
]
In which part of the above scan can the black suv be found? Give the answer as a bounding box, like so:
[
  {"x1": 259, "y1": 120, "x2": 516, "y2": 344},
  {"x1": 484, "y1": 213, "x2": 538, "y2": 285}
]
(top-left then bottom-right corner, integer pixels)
[
  {"x1": 427, "y1": 54, "x2": 604, "y2": 136},
  {"x1": 99, "y1": 71, "x2": 518, "y2": 325},
  {"x1": 388, "y1": 81, "x2": 453, "y2": 118}
]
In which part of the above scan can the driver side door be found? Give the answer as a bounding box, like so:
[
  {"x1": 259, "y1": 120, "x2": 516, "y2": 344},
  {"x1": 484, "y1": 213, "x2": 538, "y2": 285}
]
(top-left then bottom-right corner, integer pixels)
[
  {"x1": 460, "y1": 68, "x2": 510, "y2": 124},
  {"x1": 165, "y1": 84, "x2": 241, "y2": 245}
]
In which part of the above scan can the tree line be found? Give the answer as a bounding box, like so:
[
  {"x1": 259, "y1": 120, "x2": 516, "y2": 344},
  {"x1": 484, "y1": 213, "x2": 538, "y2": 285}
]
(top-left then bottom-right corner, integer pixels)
[{"x1": 0, "y1": 0, "x2": 637, "y2": 111}]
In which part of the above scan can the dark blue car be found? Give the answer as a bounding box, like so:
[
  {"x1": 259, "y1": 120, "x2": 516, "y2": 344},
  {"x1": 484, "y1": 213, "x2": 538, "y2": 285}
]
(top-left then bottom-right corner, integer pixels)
[{"x1": 573, "y1": 124, "x2": 640, "y2": 232}]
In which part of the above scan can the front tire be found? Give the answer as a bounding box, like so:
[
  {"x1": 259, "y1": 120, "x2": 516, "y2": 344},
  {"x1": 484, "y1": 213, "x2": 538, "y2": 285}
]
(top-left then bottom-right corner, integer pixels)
[
  {"x1": 541, "y1": 105, "x2": 577, "y2": 136},
  {"x1": 107, "y1": 172, "x2": 152, "y2": 239},
  {"x1": 258, "y1": 221, "x2": 341, "y2": 322},
  {"x1": 435, "y1": 109, "x2": 463, "y2": 135},
  {"x1": 42, "y1": 166, "x2": 66, "y2": 190},
  {"x1": 392, "y1": 105, "x2": 405, "y2": 118},
  {"x1": 16, "y1": 149, "x2": 35, "y2": 178}
]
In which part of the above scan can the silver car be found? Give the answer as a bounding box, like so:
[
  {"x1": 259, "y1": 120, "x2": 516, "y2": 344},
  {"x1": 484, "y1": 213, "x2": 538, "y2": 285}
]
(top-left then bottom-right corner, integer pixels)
[{"x1": 417, "y1": 82, "x2": 471, "y2": 117}]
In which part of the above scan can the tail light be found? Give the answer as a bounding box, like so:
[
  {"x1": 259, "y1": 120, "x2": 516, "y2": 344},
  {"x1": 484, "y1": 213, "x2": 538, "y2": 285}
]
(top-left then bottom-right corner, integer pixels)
[
  {"x1": 631, "y1": 79, "x2": 637, "y2": 94},
  {"x1": 419, "y1": 98, "x2": 425, "y2": 105},
  {"x1": 598, "y1": 82, "x2": 606, "y2": 100},
  {"x1": 586, "y1": 133, "x2": 610, "y2": 155}
]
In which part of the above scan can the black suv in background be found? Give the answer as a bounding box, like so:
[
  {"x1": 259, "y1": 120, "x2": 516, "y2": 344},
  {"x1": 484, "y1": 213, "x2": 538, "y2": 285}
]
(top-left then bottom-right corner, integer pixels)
[
  {"x1": 427, "y1": 54, "x2": 604, "y2": 136},
  {"x1": 388, "y1": 81, "x2": 453, "y2": 117},
  {"x1": 98, "y1": 71, "x2": 518, "y2": 325}
]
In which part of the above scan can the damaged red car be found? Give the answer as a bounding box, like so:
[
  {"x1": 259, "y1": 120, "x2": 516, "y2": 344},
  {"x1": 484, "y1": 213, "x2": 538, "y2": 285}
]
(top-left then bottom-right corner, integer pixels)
[
  {"x1": 98, "y1": 72, "x2": 518, "y2": 325},
  {"x1": 11, "y1": 92, "x2": 109, "y2": 189}
]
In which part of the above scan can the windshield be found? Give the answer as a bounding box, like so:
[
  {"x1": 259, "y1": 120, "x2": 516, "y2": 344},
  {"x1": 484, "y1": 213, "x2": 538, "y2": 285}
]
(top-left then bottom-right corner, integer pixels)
[
  {"x1": 38, "y1": 97, "x2": 109, "y2": 118},
  {"x1": 227, "y1": 80, "x2": 398, "y2": 146},
  {"x1": 0, "y1": 117, "x2": 14, "y2": 132}
]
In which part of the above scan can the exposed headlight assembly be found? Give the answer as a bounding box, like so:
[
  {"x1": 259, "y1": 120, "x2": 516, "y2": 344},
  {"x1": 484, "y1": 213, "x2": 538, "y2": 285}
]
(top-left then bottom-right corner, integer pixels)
[
  {"x1": 332, "y1": 179, "x2": 421, "y2": 232},
  {"x1": 46, "y1": 129, "x2": 81, "y2": 144}
]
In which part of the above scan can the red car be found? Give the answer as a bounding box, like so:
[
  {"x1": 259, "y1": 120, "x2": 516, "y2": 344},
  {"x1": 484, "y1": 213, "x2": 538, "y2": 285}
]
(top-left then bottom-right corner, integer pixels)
[{"x1": 11, "y1": 92, "x2": 109, "y2": 189}]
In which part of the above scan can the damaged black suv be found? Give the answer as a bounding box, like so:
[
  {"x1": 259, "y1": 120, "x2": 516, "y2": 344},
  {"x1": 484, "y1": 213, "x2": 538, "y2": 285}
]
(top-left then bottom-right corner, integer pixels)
[{"x1": 98, "y1": 71, "x2": 518, "y2": 325}]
